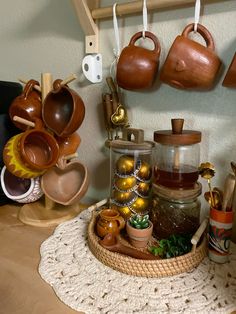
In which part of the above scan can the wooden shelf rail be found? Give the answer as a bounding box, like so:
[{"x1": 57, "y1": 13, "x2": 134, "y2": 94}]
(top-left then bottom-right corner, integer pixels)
[
  {"x1": 91, "y1": 0, "x2": 228, "y2": 20},
  {"x1": 72, "y1": 0, "x2": 228, "y2": 53}
]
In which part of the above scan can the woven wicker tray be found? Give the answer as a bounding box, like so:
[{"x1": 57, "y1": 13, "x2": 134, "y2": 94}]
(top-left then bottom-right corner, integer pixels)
[{"x1": 87, "y1": 210, "x2": 207, "y2": 278}]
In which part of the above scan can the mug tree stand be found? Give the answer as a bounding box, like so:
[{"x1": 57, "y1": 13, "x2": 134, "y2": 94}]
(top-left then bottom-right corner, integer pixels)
[{"x1": 17, "y1": 73, "x2": 83, "y2": 227}]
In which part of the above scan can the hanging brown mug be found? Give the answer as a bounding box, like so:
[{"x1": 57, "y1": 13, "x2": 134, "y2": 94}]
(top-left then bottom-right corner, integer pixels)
[
  {"x1": 160, "y1": 23, "x2": 222, "y2": 90},
  {"x1": 9, "y1": 79, "x2": 42, "y2": 131},
  {"x1": 116, "y1": 31, "x2": 161, "y2": 90}
]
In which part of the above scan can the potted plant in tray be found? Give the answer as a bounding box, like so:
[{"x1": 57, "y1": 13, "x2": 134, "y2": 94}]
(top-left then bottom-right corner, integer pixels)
[{"x1": 126, "y1": 214, "x2": 153, "y2": 248}]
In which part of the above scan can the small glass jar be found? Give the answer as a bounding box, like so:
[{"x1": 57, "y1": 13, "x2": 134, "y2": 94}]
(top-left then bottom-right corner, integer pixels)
[
  {"x1": 150, "y1": 183, "x2": 201, "y2": 239},
  {"x1": 109, "y1": 128, "x2": 154, "y2": 219},
  {"x1": 153, "y1": 119, "x2": 201, "y2": 189}
]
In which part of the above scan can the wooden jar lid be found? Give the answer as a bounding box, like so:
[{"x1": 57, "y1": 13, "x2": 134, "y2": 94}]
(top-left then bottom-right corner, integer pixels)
[{"x1": 154, "y1": 119, "x2": 201, "y2": 145}]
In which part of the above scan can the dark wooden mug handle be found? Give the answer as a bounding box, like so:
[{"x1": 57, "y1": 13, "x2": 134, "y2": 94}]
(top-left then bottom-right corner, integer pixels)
[
  {"x1": 129, "y1": 31, "x2": 161, "y2": 57},
  {"x1": 182, "y1": 23, "x2": 215, "y2": 51}
]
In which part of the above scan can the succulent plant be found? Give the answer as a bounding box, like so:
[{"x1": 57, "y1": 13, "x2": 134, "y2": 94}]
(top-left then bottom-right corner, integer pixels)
[{"x1": 129, "y1": 214, "x2": 150, "y2": 229}]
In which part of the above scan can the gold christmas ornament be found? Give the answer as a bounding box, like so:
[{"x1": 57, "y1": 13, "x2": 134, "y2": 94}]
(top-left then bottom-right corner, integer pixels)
[
  {"x1": 113, "y1": 190, "x2": 136, "y2": 204},
  {"x1": 114, "y1": 176, "x2": 137, "y2": 191},
  {"x1": 135, "y1": 161, "x2": 152, "y2": 181},
  {"x1": 117, "y1": 206, "x2": 132, "y2": 219},
  {"x1": 137, "y1": 182, "x2": 151, "y2": 196},
  {"x1": 116, "y1": 155, "x2": 135, "y2": 175},
  {"x1": 130, "y1": 197, "x2": 149, "y2": 213}
]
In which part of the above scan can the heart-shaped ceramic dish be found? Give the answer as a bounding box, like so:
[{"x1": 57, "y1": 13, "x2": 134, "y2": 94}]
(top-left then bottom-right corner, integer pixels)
[{"x1": 41, "y1": 159, "x2": 89, "y2": 205}]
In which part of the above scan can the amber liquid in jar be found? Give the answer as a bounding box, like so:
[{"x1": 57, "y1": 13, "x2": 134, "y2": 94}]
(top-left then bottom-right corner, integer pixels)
[{"x1": 154, "y1": 164, "x2": 199, "y2": 189}]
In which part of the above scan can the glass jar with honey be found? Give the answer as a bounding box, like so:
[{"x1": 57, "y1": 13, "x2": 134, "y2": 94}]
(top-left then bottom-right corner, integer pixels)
[{"x1": 153, "y1": 119, "x2": 201, "y2": 189}]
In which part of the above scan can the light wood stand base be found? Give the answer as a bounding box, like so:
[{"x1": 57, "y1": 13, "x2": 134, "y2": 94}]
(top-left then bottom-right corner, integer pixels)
[{"x1": 18, "y1": 197, "x2": 83, "y2": 227}]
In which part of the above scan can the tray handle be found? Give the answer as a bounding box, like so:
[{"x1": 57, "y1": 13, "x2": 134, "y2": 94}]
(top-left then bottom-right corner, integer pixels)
[{"x1": 191, "y1": 217, "x2": 209, "y2": 253}]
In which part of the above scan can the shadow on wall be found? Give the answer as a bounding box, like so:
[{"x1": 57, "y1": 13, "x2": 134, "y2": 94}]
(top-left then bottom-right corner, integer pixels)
[
  {"x1": 91, "y1": 156, "x2": 110, "y2": 195},
  {"x1": 9, "y1": 0, "x2": 83, "y2": 42}
]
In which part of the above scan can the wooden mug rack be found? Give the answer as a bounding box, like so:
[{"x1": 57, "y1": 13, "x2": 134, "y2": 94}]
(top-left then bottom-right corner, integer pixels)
[{"x1": 72, "y1": 0, "x2": 229, "y2": 54}]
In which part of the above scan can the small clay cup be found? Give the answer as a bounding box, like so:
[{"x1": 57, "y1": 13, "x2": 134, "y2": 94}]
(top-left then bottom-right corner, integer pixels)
[
  {"x1": 41, "y1": 158, "x2": 89, "y2": 206},
  {"x1": 9, "y1": 79, "x2": 42, "y2": 131},
  {"x1": 42, "y1": 79, "x2": 85, "y2": 137},
  {"x1": 116, "y1": 31, "x2": 161, "y2": 90},
  {"x1": 160, "y1": 23, "x2": 222, "y2": 90},
  {"x1": 96, "y1": 208, "x2": 125, "y2": 238}
]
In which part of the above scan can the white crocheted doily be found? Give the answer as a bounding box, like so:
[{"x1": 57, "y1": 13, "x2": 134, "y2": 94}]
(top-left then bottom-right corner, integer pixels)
[{"x1": 39, "y1": 208, "x2": 236, "y2": 314}]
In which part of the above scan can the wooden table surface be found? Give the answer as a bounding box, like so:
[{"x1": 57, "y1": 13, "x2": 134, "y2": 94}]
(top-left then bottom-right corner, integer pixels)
[{"x1": 0, "y1": 203, "x2": 83, "y2": 314}]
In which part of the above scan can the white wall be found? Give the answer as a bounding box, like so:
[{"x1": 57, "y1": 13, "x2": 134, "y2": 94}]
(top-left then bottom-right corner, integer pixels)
[{"x1": 0, "y1": 0, "x2": 236, "y2": 214}]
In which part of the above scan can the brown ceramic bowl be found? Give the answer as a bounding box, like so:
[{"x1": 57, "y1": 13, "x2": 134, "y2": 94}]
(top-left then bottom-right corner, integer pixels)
[
  {"x1": 41, "y1": 159, "x2": 89, "y2": 205},
  {"x1": 42, "y1": 79, "x2": 85, "y2": 137},
  {"x1": 20, "y1": 128, "x2": 59, "y2": 171}
]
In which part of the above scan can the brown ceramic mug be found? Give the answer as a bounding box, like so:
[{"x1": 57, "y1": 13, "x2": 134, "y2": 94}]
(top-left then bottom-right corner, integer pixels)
[
  {"x1": 96, "y1": 208, "x2": 125, "y2": 238},
  {"x1": 116, "y1": 31, "x2": 161, "y2": 90},
  {"x1": 9, "y1": 79, "x2": 42, "y2": 131},
  {"x1": 160, "y1": 23, "x2": 222, "y2": 90}
]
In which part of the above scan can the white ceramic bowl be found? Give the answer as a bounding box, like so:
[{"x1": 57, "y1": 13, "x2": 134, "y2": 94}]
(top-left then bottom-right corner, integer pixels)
[{"x1": 0, "y1": 166, "x2": 43, "y2": 203}]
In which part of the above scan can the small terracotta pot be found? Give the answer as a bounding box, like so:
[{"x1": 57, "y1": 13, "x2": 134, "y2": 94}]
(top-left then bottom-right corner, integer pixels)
[
  {"x1": 42, "y1": 79, "x2": 85, "y2": 137},
  {"x1": 126, "y1": 220, "x2": 153, "y2": 248},
  {"x1": 0, "y1": 166, "x2": 43, "y2": 203},
  {"x1": 9, "y1": 79, "x2": 42, "y2": 131},
  {"x1": 96, "y1": 208, "x2": 125, "y2": 238},
  {"x1": 41, "y1": 159, "x2": 89, "y2": 206}
]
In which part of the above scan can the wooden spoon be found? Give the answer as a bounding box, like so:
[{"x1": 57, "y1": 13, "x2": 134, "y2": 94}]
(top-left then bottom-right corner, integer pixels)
[
  {"x1": 222, "y1": 173, "x2": 235, "y2": 211},
  {"x1": 99, "y1": 233, "x2": 159, "y2": 260}
]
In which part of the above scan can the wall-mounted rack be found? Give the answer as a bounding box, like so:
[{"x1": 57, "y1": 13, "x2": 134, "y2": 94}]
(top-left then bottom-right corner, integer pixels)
[{"x1": 72, "y1": 0, "x2": 228, "y2": 53}]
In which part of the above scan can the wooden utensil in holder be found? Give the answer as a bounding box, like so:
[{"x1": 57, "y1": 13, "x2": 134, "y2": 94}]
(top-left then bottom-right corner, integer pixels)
[{"x1": 17, "y1": 73, "x2": 84, "y2": 227}]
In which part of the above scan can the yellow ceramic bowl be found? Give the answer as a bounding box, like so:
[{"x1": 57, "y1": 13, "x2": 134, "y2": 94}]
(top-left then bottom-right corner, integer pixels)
[{"x1": 3, "y1": 134, "x2": 45, "y2": 178}]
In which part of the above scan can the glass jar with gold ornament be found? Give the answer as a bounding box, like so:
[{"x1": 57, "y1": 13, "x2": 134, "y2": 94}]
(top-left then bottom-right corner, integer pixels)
[{"x1": 109, "y1": 128, "x2": 154, "y2": 220}]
